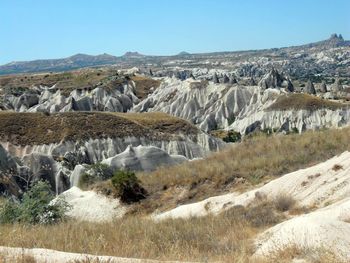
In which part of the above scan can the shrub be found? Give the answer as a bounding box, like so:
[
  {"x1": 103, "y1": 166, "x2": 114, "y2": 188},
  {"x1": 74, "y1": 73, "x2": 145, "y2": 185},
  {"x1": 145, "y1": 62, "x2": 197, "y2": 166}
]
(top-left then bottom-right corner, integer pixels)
[
  {"x1": 223, "y1": 131, "x2": 241, "y2": 143},
  {"x1": 111, "y1": 170, "x2": 147, "y2": 203},
  {"x1": 274, "y1": 194, "x2": 296, "y2": 212},
  {"x1": 0, "y1": 181, "x2": 70, "y2": 224},
  {"x1": 224, "y1": 200, "x2": 283, "y2": 228},
  {"x1": 0, "y1": 200, "x2": 20, "y2": 224}
]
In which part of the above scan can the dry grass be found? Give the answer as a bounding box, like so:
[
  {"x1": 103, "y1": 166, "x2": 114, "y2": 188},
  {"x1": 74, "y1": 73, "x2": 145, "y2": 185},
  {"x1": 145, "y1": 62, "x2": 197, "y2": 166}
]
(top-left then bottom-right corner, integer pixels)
[
  {"x1": 0, "y1": 69, "x2": 161, "y2": 98},
  {"x1": 257, "y1": 245, "x2": 346, "y2": 263},
  {"x1": 273, "y1": 194, "x2": 296, "y2": 212},
  {"x1": 0, "y1": 69, "x2": 110, "y2": 96},
  {"x1": 0, "y1": 112, "x2": 197, "y2": 146},
  {"x1": 268, "y1": 93, "x2": 348, "y2": 111},
  {"x1": 130, "y1": 75, "x2": 161, "y2": 100},
  {"x1": 0, "y1": 252, "x2": 36, "y2": 263},
  {"x1": 113, "y1": 112, "x2": 198, "y2": 135},
  {"x1": 0, "y1": 199, "x2": 339, "y2": 263},
  {"x1": 129, "y1": 127, "x2": 350, "y2": 213},
  {"x1": 0, "y1": 215, "x2": 255, "y2": 262}
]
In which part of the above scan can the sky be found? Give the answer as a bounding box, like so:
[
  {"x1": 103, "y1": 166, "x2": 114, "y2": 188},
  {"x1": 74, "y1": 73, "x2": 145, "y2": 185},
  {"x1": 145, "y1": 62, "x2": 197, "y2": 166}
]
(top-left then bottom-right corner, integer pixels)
[{"x1": 1, "y1": 0, "x2": 349, "y2": 64}]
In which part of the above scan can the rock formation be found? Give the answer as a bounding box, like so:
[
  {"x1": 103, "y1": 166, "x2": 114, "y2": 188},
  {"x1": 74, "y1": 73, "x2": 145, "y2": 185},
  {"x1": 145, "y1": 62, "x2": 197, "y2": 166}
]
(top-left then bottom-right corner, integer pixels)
[
  {"x1": 320, "y1": 81, "x2": 328, "y2": 93},
  {"x1": 258, "y1": 69, "x2": 293, "y2": 92},
  {"x1": 222, "y1": 74, "x2": 230, "y2": 84},
  {"x1": 212, "y1": 73, "x2": 219, "y2": 84},
  {"x1": 304, "y1": 80, "x2": 316, "y2": 95},
  {"x1": 331, "y1": 79, "x2": 343, "y2": 92}
]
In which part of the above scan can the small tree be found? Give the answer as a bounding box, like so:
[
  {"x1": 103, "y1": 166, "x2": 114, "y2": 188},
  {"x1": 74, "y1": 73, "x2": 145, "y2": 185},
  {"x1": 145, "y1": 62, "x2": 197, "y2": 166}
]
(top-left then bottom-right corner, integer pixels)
[
  {"x1": 111, "y1": 170, "x2": 147, "y2": 203},
  {"x1": 0, "y1": 180, "x2": 70, "y2": 224}
]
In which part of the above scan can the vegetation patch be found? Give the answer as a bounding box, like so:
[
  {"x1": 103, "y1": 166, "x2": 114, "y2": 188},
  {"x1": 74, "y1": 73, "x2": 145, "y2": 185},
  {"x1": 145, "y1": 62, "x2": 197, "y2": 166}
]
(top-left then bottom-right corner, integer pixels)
[
  {"x1": 111, "y1": 170, "x2": 147, "y2": 203},
  {"x1": 0, "y1": 195, "x2": 321, "y2": 262},
  {"x1": 267, "y1": 93, "x2": 347, "y2": 111},
  {"x1": 0, "y1": 181, "x2": 69, "y2": 224},
  {"x1": 0, "y1": 112, "x2": 198, "y2": 146}
]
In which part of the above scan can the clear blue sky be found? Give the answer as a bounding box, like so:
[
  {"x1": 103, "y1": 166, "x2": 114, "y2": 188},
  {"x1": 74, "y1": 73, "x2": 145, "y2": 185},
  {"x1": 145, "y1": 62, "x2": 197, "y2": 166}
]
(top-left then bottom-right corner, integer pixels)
[{"x1": 1, "y1": 0, "x2": 349, "y2": 64}]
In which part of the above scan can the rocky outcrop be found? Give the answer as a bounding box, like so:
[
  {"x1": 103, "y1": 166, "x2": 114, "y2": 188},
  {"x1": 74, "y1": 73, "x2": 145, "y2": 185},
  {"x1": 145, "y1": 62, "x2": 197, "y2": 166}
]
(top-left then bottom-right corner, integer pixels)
[
  {"x1": 258, "y1": 69, "x2": 294, "y2": 92},
  {"x1": 212, "y1": 73, "x2": 219, "y2": 84},
  {"x1": 0, "y1": 145, "x2": 21, "y2": 196},
  {"x1": 222, "y1": 74, "x2": 230, "y2": 84},
  {"x1": 331, "y1": 79, "x2": 343, "y2": 92}
]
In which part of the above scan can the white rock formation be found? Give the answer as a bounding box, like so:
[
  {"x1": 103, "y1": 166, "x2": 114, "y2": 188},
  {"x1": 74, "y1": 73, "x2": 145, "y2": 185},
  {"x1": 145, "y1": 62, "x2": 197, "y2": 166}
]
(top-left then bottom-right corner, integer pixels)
[
  {"x1": 102, "y1": 145, "x2": 187, "y2": 172},
  {"x1": 70, "y1": 145, "x2": 188, "y2": 187},
  {"x1": 1, "y1": 132, "x2": 222, "y2": 194},
  {"x1": 254, "y1": 198, "x2": 350, "y2": 261},
  {"x1": 133, "y1": 76, "x2": 350, "y2": 135},
  {"x1": 3, "y1": 83, "x2": 139, "y2": 113},
  {"x1": 57, "y1": 187, "x2": 126, "y2": 222},
  {"x1": 1, "y1": 134, "x2": 222, "y2": 162},
  {"x1": 133, "y1": 77, "x2": 254, "y2": 132}
]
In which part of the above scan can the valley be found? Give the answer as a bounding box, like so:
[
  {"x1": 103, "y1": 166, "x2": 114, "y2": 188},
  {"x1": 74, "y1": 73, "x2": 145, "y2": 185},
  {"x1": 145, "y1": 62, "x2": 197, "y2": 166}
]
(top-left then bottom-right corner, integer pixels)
[{"x1": 1, "y1": 33, "x2": 350, "y2": 262}]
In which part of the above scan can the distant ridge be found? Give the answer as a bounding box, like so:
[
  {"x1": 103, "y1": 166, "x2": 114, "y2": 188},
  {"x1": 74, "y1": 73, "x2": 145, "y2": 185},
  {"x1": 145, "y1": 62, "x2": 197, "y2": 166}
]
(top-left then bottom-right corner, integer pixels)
[
  {"x1": 1, "y1": 34, "x2": 349, "y2": 75},
  {"x1": 0, "y1": 53, "x2": 119, "y2": 75}
]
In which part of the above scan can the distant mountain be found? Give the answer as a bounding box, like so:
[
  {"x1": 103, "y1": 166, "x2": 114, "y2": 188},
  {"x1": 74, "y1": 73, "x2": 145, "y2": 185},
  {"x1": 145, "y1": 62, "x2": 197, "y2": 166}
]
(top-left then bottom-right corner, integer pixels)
[
  {"x1": 0, "y1": 53, "x2": 119, "y2": 75},
  {"x1": 122, "y1": 52, "x2": 145, "y2": 58}
]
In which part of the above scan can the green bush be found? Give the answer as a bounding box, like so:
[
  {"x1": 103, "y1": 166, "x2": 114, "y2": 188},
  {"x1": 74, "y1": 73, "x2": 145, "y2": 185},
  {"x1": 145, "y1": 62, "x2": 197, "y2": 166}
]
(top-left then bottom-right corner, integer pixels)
[
  {"x1": 111, "y1": 170, "x2": 147, "y2": 203},
  {"x1": 223, "y1": 131, "x2": 241, "y2": 143},
  {"x1": 0, "y1": 200, "x2": 20, "y2": 223},
  {"x1": 0, "y1": 181, "x2": 70, "y2": 224}
]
